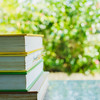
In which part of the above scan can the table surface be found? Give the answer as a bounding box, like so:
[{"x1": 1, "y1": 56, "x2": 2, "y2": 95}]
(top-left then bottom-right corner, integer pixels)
[{"x1": 44, "y1": 80, "x2": 100, "y2": 100}]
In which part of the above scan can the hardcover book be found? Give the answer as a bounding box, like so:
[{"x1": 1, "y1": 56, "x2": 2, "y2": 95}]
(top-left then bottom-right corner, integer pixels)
[
  {"x1": 0, "y1": 49, "x2": 43, "y2": 71},
  {"x1": 0, "y1": 34, "x2": 43, "y2": 53},
  {"x1": 0, "y1": 72, "x2": 49, "y2": 100},
  {"x1": 0, "y1": 60, "x2": 43, "y2": 91}
]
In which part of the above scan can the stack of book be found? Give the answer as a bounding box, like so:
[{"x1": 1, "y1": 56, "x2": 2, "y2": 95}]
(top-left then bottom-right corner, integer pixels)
[{"x1": 0, "y1": 34, "x2": 49, "y2": 100}]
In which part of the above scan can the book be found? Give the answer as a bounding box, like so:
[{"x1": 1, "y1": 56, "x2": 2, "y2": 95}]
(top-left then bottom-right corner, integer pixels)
[
  {"x1": 0, "y1": 72, "x2": 49, "y2": 100},
  {"x1": 0, "y1": 34, "x2": 43, "y2": 53},
  {"x1": 0, "y1": 60, "x2": 43, "y2": 91},
  {"x1": 0, "y1": 49, "x2": 43, "y2": 71}
]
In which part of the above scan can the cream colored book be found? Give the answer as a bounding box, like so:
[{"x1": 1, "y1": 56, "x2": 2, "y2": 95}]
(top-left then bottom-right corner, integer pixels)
[
  {"x1": 0, "y1": 34, "x2": 43, "y2": 53},
  {"x1": 0, "y1": 60, "x2": 43, "y2": 91},
  {"x1": 0, "y1": 49, "x2": 43, "y2": 72}
]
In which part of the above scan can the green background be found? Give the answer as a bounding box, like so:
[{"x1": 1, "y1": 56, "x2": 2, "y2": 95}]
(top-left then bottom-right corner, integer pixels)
[{"x1": 0, "y1": 0, "x2": 100, "y2": 74}]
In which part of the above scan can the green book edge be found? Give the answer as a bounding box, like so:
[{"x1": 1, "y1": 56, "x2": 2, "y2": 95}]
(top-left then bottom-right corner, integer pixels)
[{"x1": 0, "y1": 71, "x2": 43, "y2": 92}]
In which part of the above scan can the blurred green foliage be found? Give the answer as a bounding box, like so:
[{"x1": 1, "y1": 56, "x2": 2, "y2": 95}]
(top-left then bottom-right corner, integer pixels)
[{"x1": 0, "y1": 0, "x2": 100, "y2": 74}]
